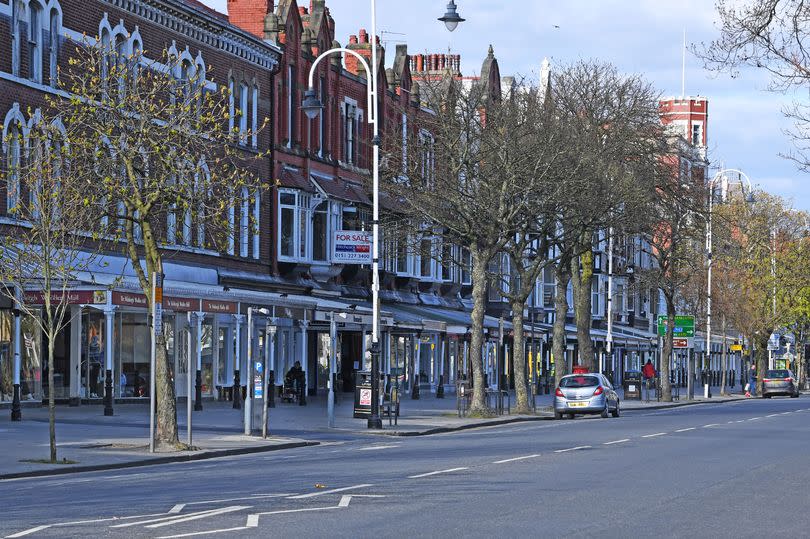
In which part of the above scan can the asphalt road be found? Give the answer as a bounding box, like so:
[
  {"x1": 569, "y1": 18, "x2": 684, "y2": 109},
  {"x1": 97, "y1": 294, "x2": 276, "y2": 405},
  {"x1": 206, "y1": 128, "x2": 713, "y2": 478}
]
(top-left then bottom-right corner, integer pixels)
[{"x1": 2, "y1": 397, "x2": 809, "y2": 538}]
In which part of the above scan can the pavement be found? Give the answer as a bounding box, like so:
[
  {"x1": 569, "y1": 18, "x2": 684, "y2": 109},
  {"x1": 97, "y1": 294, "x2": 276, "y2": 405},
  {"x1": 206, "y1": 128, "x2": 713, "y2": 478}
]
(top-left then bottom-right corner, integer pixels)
[
  {"x1": 1, "y1": 395, "x2": 808, "y2": 538},
  {"x1": 0, "y1": 383, "x2": 747, "y2": 479}
]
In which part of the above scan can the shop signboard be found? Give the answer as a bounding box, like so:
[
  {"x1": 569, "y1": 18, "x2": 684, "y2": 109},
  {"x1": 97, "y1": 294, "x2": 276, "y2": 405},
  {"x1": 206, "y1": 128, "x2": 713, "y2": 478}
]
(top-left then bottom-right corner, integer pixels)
[
  {"x1": 24, "y1": 290, "x2": 100, "y2": 305},
  {"x1": 730, "y1": 344, "x2": 743, "y2": 352},
  {"x1": 202, "y1": 300, "x2": 238, "y2": 314},
  {"x1": 332, "y1": 231, "x2": 372, "y2": 264},
  {"x1": 673, "y1": 338, "x2": 690, "y2": 349}
]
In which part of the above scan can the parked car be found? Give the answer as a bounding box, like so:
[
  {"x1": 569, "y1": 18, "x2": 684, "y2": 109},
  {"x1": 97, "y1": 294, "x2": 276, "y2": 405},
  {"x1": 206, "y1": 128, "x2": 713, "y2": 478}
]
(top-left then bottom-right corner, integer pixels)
[
  {"x1": 761, "y1": 369, "x2": 800, "y2": 398},
  {"x1": 554, "y1": 373, "x2": 620, "y2": 419}
]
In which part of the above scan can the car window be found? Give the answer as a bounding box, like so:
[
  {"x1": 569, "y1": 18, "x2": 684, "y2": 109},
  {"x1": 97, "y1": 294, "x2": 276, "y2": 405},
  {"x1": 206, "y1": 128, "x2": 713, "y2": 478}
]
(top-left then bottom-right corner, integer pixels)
[
  {"x1": 560, "y1": 376, "x2": 600, "y2": 388},
  {"x1": 765, "y1": 370, "x2": 790, "y2": 379},
  {"x1": 600, "y1": 375, "x2": 612, "y2": 389}
]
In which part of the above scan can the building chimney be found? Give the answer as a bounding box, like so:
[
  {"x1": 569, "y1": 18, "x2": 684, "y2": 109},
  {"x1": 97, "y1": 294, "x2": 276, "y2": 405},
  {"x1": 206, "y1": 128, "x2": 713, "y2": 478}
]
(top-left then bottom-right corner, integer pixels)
[{"x1": 227, "y1": 0, "x2": 274, "y2": 40}]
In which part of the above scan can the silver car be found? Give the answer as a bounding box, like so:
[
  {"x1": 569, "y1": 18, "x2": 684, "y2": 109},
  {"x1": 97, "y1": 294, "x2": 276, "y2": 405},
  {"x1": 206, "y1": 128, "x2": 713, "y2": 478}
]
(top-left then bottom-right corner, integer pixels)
[
  {"x1": 554, "y1": 373, "x2": 620, "y2": 420},
  {"x1": 762, "y1": 369, "x2": 800, "y2": 398}
]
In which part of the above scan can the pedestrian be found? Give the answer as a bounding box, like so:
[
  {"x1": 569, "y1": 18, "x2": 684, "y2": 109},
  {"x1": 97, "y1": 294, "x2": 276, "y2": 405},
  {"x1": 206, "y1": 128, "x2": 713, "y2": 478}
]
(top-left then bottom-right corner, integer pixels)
[
  {"x1": 746, "y1": 362, "x2": 756, "y2": 397},
  {"x1": 642, "y1": 359, "x2": 656, "y2": 400}
]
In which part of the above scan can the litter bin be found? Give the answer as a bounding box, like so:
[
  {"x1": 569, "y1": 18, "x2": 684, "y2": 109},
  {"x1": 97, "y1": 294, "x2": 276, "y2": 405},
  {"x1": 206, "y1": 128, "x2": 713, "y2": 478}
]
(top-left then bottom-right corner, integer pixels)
[
  {"x1": 623, "y1": 370, "x2": 642, "y2": 400},
  {"x1": 354, "y1": 371, "x2": 372, "y2": 418}
]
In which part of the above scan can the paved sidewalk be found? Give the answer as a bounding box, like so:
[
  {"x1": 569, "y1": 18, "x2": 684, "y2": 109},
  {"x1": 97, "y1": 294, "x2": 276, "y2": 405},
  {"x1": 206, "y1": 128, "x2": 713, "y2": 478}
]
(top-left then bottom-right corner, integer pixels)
[{"x1": 0, "y1": 384, "x2": 747, "y2": 479}]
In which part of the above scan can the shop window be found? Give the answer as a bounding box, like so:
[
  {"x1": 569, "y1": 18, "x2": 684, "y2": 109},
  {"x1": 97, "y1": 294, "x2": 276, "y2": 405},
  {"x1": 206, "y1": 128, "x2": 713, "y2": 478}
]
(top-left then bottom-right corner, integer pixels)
[
  {"x1": 240, "y1": 187, "x2": 249, "y2": 257},
  {"x1": 116, "y1": 312, "x2": 150, "y2": 398}
]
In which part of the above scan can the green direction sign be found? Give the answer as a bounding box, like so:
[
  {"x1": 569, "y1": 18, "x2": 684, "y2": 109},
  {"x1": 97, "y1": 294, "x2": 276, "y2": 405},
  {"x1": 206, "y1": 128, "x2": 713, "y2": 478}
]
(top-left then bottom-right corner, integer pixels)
[{"x1": 657, "y1": 315, "x2": 695, "y2": 337}]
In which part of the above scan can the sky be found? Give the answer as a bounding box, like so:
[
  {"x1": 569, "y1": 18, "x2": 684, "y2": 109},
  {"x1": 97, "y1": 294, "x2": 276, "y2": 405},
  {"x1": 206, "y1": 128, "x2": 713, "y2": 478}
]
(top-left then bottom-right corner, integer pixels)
[{"x1": 202, "y1": 0, "x2": 809, "y2": 210}]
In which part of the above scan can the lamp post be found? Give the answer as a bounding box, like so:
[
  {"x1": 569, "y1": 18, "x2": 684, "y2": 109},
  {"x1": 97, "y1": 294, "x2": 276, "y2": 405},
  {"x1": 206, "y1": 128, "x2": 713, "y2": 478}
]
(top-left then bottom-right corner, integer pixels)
[
  {"x1": 706, "y1": 168, "x2": 753, "y2": 389},
  {"x1": 302, "y1": 1, "x2": 463, "y2": 429}
]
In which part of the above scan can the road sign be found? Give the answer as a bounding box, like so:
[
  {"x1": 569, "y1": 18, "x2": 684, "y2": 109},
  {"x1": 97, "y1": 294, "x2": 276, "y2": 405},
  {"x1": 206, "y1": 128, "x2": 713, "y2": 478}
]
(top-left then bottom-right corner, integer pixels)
[
  {"x1": 730, "y1": 344, "x2": 743, "y2": 352},
  {"x1": 657, "y1": 315, "x2": 695, "y2": 337},
  {"x1": 673, "y1": 338, "x2": 690, "y2": 348},
  {"x1": 767, "y1": 333, "x2": 780, "y2": 351}
]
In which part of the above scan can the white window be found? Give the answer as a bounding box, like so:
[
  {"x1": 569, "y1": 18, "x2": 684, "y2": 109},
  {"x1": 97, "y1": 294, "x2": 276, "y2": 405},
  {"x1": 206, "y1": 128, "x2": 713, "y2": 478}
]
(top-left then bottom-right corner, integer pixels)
[
  {"x1": 5, "y1": 120, "x2": 22, "y2": 213},
  {"x1": 460, "y1": 248, "x2": 472, "y2": 285},
  {"x1": 227, "y1": 188, "x2": 235, "y2": 255},
  {"x1": 251, "y1": 84, "x2": 258, "y2": 148},
  {"x1": 344, "y1": 101, "x2": 356, "y2": 164},
  {"x1": 252, "y1": 189, "x2": 260, "y2": 259},
  {"x1": 196, "y1": 165, "x2": 208, "y2": 249},
  {"x1": 227, "y1": 77, "x2": 235, "y2": 134},
  {"x1": 11, "y1": 0, "x2": 22, "y2": 77},
  {"x1": 542, "y1": 266, "x2": 555, "y2": 309},
  {"x1": 48, "y1": 8, "x2": 59, "y2": 85},
  {"x1": 166, "y1": 174, "x2": 176, "y2": 244},
  {"x1": 591, "y1": 279, "x2": 601, "y2": 317},
  {"x1": 419, "y1": 238, "x2": 434, "y2": 279},
  {"x1": 29, "y1": 1, "x2": 44, "y2": 83},
  {"x1": 440, "y1": 243, "x2": 454, "y2": 282},
  {"x1": 420, "y1": 131, "x2": 435, "y2": 187},
  {"x1": 239, "y1": 83, "x2": 248, "y2": 145},
  {"x1": 278, "y1": 189, "x2": 311, "y2": 262},
  {"x1": 240, "y1": 187, "x2": 249, "y2": 257}
]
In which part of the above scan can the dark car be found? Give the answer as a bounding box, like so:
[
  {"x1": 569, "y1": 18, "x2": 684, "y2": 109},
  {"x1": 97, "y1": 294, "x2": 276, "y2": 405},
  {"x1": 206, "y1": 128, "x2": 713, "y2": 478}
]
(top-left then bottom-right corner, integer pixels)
[{"x1": 762, "y1": 369, "x2": 800, "y2": 398}]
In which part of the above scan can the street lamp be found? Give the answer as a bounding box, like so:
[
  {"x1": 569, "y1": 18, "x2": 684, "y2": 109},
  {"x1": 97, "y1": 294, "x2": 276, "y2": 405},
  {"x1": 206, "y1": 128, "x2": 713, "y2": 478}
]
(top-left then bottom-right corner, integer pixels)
[
  {"x1": 438, "y1": 0, "x2": 465, "y2": 32},
  {"x1": 302, "y1": 0, "x2": 462, "y2": 430},
  {"x1": 706, "y1": 168, "x2": 753, "y2": 387}
]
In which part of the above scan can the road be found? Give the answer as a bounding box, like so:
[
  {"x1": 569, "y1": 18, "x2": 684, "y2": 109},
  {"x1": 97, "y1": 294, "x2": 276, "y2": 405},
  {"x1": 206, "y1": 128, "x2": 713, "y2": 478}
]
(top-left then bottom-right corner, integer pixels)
[{"x1": 2, "y1": 397, "x2": 809, "y2": 538}]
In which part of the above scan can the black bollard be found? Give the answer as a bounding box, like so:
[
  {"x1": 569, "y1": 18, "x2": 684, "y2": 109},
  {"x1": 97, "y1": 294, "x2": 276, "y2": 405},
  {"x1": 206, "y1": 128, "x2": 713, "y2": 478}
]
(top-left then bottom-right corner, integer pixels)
[
  {"x1": 436, "y1": 375, "x2": 445, "y2": 398},
  {"x1": 268, "y1": 371, "x2": 275, "y2": 408},
  {"x1": 232, "y1": 370, "x2": 241, "y2": 409},
  {"x1": 194, "y1": 370, "x2": 203, "y2": 411},
  {"x1": 298, "y1": 379, "x2": 306, "y2": 406}
]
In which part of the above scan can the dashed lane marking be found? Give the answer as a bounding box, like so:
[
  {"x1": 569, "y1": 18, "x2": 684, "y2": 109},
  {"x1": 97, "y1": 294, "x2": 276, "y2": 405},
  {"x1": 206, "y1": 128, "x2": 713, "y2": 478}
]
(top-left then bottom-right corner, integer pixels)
[
  {"x1": 6, "y1": 525, "x2": 51, "y2": 538},
  {"x1": 675, "y1": 427, "x2": 696, "y2": 432},
  {"x1": 493, "y1": 454, "x2": 541, "y2": 464},
  {"x1": 767, "y1": 414, "x2": 780, "y2": 418},
  {"x1": 169, "y1": 505, "x2": 185, "y2": 514},
  {"x1": 184, "y1": 494, "x2": 295, "y2": 506},
  {"x1": 408, "y1": 467, "x2": 469, "y2": 479},
  {"x1": 357, "y1": 445, "x2": 400, "y2": 451},
  {"x1": 702, "y1": 424, "x2": 720, "y2": 428},
  {"x1": 603, "y1": 439, "x2": 630, "y2": 445},
  {"x1": 287, "y1": 484, "x2": 373, "y2": 499},
  {"x1": 554, "y1": 446, "x2": 591, "y2": 453},
  {"x1": 642, "y1": 432, "x2": 667, "y2": 438}
]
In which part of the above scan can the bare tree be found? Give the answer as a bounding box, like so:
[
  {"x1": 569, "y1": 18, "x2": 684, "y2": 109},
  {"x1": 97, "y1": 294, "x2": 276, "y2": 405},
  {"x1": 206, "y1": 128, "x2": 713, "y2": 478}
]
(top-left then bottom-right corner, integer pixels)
[
  {"x1": 0, "y1": 118, "x2": 104, "y2": 462},
  {"x1": 699, "y1": 0, "x2": 810, "y2": 170},
  {"x1": 40, "y1": 41, "x2": 266, "y2": 448},
  {"x1": 380, "y1": 78, "x2": 562, "y2": 415},
  {"x1": 547, "y1": 60, "x2": 664, "y2": 373}
]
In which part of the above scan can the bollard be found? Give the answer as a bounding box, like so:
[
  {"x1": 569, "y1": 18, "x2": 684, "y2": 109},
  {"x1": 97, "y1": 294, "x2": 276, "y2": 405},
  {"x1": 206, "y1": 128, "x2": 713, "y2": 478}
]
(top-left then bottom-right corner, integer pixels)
[
  {"x1": 232, "y1": 370, "x2": 241, "y2": 409},
  {"x1": 704, "y1": 383, "x2": 712, "y2": 398},
  {"x1": 436, "y1": 375, "x2": 445, "y2": 398}
]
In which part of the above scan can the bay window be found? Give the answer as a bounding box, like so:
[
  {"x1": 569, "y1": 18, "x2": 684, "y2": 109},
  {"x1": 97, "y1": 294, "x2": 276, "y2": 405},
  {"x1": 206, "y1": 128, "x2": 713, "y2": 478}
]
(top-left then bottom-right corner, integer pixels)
[{"x1": 277, "y1": 189, "x2": 311, "y2": 262}]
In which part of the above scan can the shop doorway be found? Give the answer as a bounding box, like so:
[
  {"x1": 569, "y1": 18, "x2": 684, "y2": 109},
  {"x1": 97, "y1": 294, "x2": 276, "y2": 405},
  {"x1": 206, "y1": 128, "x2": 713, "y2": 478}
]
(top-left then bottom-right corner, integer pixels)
[{"x1": 340, "y1": 332, "x2": 362, "y2": 393}]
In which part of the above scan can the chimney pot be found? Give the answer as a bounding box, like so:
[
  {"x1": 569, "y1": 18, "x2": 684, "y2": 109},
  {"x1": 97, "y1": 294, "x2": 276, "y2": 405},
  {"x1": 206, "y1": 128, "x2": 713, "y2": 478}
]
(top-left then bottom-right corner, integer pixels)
[{"x1": 349, "y1": 34, "x2": 358, "y2": 44}]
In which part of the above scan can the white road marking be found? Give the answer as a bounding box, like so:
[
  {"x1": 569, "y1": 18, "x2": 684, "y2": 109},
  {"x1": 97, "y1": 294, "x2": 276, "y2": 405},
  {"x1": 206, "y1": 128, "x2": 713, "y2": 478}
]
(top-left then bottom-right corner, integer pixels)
[
  {"x1": 734, "y1": 420, "x2": 746, "y2": 423},
  {"x1": 246, "y1": 514, "x2": 259, "y2": 527},
  {"x1": 767, "y1": 414, "x2": 780, "y2": 418},
  {"x1": 675, "y1": 427, "x2": 696, "y2": 432},
  {"x1": 702, "y1": 424, "x2": 720, "y2": 428},
  {"x1": 603, "y1": 439, "x2": 630, "y2": 445},
  {"x1": 169, "y1": 505, "x2": 185, "y2": 514},
  {"x1": 111, "y1": 508, "x2": 240, "y2": 529},
  {"x1": 493, "y1": 454, "x2": 541, "y2": 464},
  {"x1": 357, "y1": 445, "x2": 400, "y2": 451},
  {"x1": 6, "y1": 525, "x2": 51, "y2": 538},
  {"x1": 781, "y1": 412, "x2": 792, "y2": 415},
  {"x1": 287, "y1": 484, "x2": 373, "y2": 499},
  {"x1": 145, "y1": 506, "x2": 249, "y2": 529},
  {"x1": 157, "y1": 527, "x2": 251, "y2": 538},
  {"x1": 408, "y1": 467, "x2": 469, "y2": 478},
  {"x1": 642, "y1": 432, "x2": 667, "y2": 438},
  {"x1": 554, "y1": 446, "x2": 591, "y2": 453},
  {"x1": 727, "y1": 421, "x2": 736, "y2": 424},
  {"x1": 748, "y1": 417, "x2": 762, "y2": 421}
]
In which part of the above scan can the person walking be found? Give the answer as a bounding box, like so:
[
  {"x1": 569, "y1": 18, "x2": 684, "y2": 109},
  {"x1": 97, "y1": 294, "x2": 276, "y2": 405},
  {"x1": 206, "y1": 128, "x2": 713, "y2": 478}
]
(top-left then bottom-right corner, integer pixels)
[
  {"x1": 746, "y1": 361, "x2": 757, "y2": 398},
  {"x1": 642, "y1": 360, "x2": 656, "y2": 400}
]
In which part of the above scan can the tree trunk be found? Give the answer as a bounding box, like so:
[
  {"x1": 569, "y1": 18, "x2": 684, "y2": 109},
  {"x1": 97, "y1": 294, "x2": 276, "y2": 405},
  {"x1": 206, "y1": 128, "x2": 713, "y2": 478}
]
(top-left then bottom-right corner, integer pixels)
[
  {"x1": 755, "y1": 333, "x2": 768, "y2": 397},
  {"x1": 510, "y1": 300, "x2": 530, "y2": 413},
  {"x1": 720, "y1": 315, "x2": 728, "y2": 396},
  {"x1": 571, "y1": 250, "x2": 595, "y2": 371},
  {"x1": 468, "y1": 249, "x2": 489, "y2": 415},
  {"x1": 155, "y1": 331, "x2": 179, "y2": 447},
  {"x1": 553, "y1": 263, "x2": 572, "y2": 389},
  {"x1": 659, "y1": 293, "x2": 675, "y2": 402},
  {"x1": 47, "y1": 330, "x2": 57, "y2": 463}
]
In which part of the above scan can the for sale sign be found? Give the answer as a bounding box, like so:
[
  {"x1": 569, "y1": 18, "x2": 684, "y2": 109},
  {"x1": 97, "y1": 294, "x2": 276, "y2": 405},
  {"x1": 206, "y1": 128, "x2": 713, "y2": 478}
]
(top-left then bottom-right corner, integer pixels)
[{"x1": 333, "y1": 231, "x2": 372, "y2": 264}]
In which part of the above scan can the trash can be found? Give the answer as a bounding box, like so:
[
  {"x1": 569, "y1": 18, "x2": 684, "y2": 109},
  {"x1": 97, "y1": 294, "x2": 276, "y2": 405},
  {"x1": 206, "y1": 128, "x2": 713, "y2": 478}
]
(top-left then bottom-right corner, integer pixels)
[
  {"x1": 353, "y1": 371, "x2": 373, "y2": 418},
  {"x1": 623, "y1": 370, "x2": 642, "y2": 400}
]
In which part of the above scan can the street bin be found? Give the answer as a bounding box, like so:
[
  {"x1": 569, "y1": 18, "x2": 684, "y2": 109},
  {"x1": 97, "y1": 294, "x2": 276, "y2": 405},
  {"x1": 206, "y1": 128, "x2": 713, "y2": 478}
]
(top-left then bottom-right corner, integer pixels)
[
  {"x1": 353, "y1": 371, "x2": 372, "y2": 418},
  {"x1": 623, "y1": 370, "x2": 642, "y2": 400}
]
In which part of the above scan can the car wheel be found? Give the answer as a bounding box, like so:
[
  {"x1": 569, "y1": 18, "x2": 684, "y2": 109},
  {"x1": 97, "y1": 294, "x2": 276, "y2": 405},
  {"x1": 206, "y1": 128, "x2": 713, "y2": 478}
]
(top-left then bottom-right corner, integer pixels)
[
  {"x1": 791, "y1": 392, "x2": 799, "y2": 398},
  {"x1": 567, "y1": 413, "x2": 575, "y2": 420},
  {"x1": 601, "y1": 403, "x2": 609, "y2": 418},
  {"x1": 554, "y1": 411, "x2": 563, "y2": 420},
  {"x1": 611, "y1": 402, "x2": 620, "y2": 418}
]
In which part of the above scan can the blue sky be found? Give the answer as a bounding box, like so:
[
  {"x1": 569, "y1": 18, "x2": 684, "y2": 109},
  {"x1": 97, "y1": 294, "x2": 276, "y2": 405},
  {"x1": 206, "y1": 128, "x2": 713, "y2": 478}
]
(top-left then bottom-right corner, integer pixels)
[{"x1": 203, "y1": 0, "x2": 809, "y2": 210}]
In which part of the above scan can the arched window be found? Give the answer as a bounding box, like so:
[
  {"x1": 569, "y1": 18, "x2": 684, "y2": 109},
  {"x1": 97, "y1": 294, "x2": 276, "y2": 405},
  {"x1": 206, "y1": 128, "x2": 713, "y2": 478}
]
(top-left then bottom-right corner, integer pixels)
[
  {"x1": 4, "y1": 118, "x2": 23, "y2": 214},
  {"x1": 227, "y1": 76, "x2": 235, "y2": 134},
  {"x1": 113, "y1": 33, "x2": 127, "y2": 100},
  {"x1": 196, "y1": 162, "x2": 209, "y2": 249},
  {"x1": 11, "y1": 0, "x2": 23, "y2": 77},
  {"x1": 239, "y1": 82, "x2": 248, "y2": 145},
  {"x1": 227, "y1": 187, "x2": 235, "y2": 255},
  {"x1": 28, "y1": 118, "x2": 46, "y2": 219},
  {"x1": 49, "y1": 7, "x2": 60, "y2": 85},
  {"x1": 99, "y1": 28, "x2": 111, "y2": 96}
]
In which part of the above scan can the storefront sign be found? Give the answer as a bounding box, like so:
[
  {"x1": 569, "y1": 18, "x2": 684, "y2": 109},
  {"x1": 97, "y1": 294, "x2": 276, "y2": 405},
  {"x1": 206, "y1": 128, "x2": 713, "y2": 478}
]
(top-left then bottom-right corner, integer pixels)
[
  {"x1": 332, "y1": 231, "x2": 372, "y2": 264},
  {"x1": 202, "y1": 300, "x2": 237, "y2": 314},
  {"x1": 24, "y1": 290, "x2": 100, "y2": 305},
  {"x1": 113, "y1": 292, "x2": 148, "y2": 308},
  {"x1": 673, "y1": 338, "x2": 690, "y2": 349}
]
